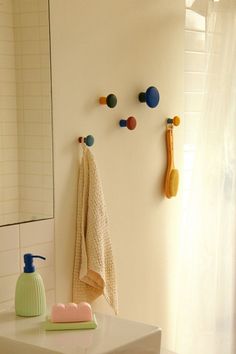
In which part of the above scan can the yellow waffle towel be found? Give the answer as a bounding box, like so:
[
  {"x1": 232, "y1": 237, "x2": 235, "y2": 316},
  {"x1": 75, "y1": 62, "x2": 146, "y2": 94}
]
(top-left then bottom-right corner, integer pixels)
[{"x1": 72, "y1": 144, "x2": 118, "y2": 314}]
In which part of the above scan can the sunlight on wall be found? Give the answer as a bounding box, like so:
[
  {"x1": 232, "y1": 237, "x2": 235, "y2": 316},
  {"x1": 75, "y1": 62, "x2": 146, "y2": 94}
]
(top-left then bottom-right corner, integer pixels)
[{"x1": 183, "y1": 4, "x2": 206, "y2": 216}]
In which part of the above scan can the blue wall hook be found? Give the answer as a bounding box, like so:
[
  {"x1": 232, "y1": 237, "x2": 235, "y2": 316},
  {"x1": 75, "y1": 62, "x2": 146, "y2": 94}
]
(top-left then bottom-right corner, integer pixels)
[
  {"x1": 138, "y1": 86, "x2": 160, "y2": 108},
  {"x1": 78, "y1": 135, "x2": 94, "y2": 147}
]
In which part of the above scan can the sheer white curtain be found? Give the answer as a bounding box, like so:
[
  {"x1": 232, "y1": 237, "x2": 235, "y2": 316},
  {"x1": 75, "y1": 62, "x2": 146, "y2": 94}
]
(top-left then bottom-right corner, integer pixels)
[{"x1": 175, "y1": 1, "x2": 236, "y2": 354}]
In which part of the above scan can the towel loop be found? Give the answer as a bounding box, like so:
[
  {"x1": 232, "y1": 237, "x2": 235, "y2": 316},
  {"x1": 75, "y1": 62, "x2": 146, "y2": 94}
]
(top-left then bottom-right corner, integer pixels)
[{"x1": 78, "y1": 135, "x2": 95, "y2": 147}]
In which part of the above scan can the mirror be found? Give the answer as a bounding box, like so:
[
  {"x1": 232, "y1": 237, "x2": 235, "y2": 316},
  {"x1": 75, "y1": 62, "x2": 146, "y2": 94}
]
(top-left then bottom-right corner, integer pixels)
[{"x1": 0, "y1": 0, "x2": 53, "y2": 226}]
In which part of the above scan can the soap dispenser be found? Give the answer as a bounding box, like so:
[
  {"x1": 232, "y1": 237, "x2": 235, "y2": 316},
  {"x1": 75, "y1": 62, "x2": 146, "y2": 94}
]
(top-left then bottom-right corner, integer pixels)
[{"x1": 15, "y1": 253, "x2": 46, "y2": 317}]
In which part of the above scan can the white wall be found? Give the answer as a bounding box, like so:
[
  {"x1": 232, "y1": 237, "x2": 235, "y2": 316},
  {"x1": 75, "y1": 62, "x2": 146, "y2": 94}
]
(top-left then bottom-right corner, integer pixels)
[{"x1": 50, "y1": 0, "x2": 184, "y2": 349}]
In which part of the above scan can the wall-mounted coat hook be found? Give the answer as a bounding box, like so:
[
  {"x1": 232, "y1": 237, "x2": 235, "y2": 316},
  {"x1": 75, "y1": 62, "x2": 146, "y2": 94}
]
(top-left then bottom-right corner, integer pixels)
[
  {"x1": 78, "y1": 135, "x2": 95, "y2": 147},
  {"x1": 138, "y1": 86, "x2": 160, "y2": 108},
  {"x1": 119, "y1": 116, "x2": 137, "y2": 130},
  {"x1": 99, "y1": 93, "x2": 117, "y2": 108},
  {"x1": 167, "y1": 116, "x2": 180, "y2": 127}
]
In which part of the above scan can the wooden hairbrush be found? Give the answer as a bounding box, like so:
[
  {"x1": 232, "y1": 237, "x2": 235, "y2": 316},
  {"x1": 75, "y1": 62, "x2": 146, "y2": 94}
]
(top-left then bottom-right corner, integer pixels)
[{"x1": 164, "y1": 125, "x2": 179, "y2": 198}]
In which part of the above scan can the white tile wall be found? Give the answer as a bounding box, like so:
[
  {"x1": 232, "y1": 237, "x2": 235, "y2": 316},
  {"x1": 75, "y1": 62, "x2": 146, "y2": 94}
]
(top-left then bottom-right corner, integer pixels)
[
  {"x1": 0, "y1": 249, "x2": 20, "y2": 277},
  {"x1": 184, "y1": 4, "x2": 206, "y2": 205},
  {"x1": 0, "y1": 219, "x2": 55, "y2": 308},
  {"x1": 19, "y1": 218, "x2": 54, "y2": 246},
  {"x1": 0, "y1": 0, "x2": 53, "y2": 225},
  {"x1": 0, "y1": 274, "x2": 19, "y2": 303},
  {"x1": 13, "y1": 0, "x2": 53, "y2": 222},
  {"x1": 185, "y1": 30, "x2": 206, "y2": 52},
  {"x1": 0, "y1": 1, "x2": 20, "y2": 225},
  {"x1": 0, "y1": 225, "x2": 19, "y2": 251}
]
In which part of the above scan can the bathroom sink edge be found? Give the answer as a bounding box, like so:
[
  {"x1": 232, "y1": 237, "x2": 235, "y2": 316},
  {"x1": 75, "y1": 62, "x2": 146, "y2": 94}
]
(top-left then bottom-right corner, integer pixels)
[{"x1": 0, "y1": 336, "x2": 61, "y2": 354}]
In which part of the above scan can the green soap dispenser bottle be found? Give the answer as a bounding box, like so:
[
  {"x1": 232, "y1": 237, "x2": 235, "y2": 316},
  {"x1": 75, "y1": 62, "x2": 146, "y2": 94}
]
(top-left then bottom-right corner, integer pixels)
[{"x1": 15, "y1": 253, "x2": 46, "y2": 317}]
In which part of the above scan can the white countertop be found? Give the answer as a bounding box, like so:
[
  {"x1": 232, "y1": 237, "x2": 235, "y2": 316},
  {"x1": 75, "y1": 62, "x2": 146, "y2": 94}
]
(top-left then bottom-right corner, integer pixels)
[{"x1": 0, "y1": 310, "x2": 161, "y2": 354}]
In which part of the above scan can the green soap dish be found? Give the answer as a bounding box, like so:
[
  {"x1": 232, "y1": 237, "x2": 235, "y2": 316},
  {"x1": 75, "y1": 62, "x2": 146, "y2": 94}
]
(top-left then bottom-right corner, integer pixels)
[{"x1": 43, "y1": 314, "x2": 97, "y2": 331}]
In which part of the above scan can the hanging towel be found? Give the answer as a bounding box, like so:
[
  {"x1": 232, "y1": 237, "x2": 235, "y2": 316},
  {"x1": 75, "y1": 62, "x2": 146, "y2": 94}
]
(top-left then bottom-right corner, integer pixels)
[{"x1": 72, "y1": 144, "x2": 118, "y2": 314}]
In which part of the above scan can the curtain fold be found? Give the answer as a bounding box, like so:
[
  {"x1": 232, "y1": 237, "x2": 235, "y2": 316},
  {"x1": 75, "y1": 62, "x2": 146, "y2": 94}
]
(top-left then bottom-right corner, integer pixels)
[{"x1": 176, "y1": 1, "x2": 236, "y2": 353}]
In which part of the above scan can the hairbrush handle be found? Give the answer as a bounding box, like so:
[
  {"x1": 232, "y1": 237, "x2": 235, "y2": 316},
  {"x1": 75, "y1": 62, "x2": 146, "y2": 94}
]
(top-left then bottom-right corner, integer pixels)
[
  {"x1": 166, "y1": 127, "x2": 174, "y2": 169},
  {"x1": 165, "y1": 126, "x2": 177, "y2": 198}
]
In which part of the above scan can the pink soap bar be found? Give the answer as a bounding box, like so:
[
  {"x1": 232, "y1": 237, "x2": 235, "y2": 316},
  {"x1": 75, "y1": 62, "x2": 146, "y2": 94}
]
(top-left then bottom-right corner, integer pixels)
[{"x1": 51, "y1": 302, "x2": 93, "y2": 323}]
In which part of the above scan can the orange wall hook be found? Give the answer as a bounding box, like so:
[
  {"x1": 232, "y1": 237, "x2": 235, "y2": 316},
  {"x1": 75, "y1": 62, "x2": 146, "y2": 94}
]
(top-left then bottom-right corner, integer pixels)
[{"x1": 167, "y1": 116, "x2": 181, "y2": 126}]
